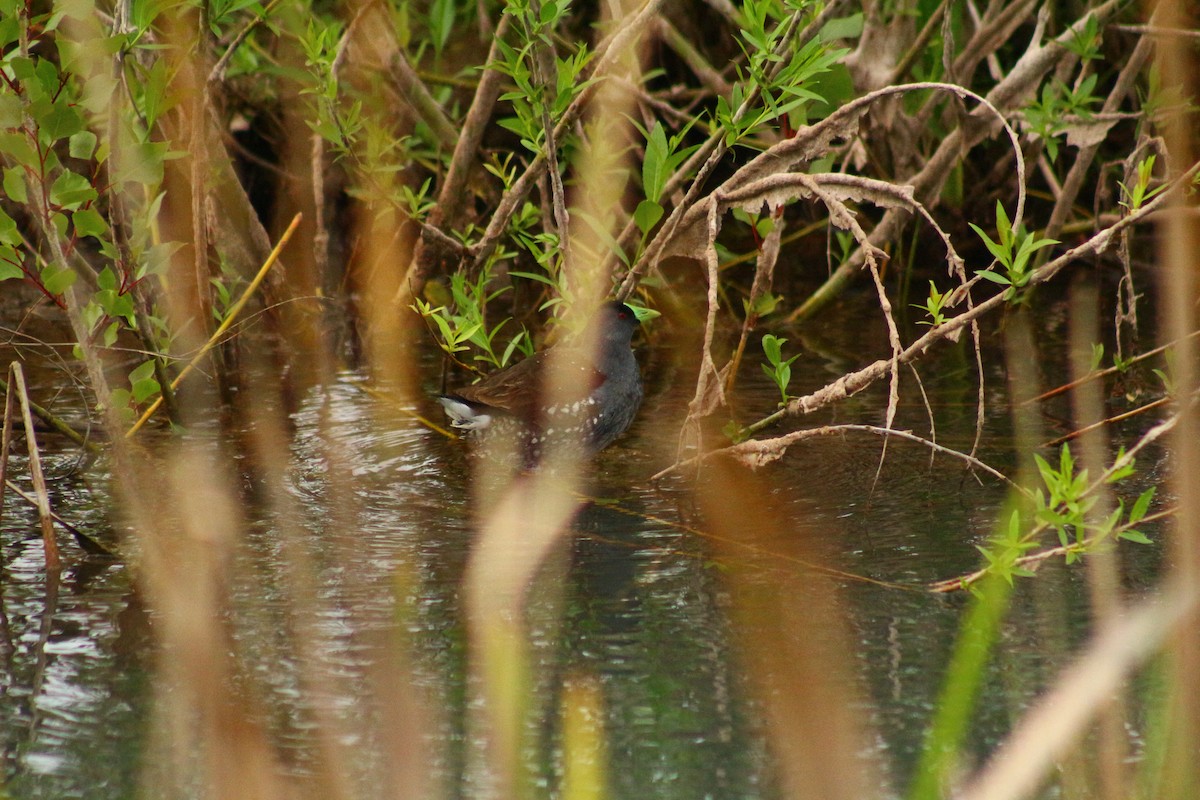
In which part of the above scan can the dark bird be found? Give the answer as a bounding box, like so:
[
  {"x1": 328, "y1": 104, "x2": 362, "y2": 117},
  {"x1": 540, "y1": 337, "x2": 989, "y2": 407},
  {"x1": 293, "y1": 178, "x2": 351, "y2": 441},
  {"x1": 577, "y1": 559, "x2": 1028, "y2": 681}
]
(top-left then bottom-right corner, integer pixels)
[{"x1": 437, "y1": 301, "x2": 643, "y2": 457}]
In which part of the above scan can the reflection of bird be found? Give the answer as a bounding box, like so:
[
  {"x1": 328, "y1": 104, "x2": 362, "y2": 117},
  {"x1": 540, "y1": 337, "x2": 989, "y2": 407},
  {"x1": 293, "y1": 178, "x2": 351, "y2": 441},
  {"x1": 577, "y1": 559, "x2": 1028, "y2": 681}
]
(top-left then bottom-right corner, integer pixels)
[{"x1": 437, "y1": 302, "x2": 643, "y2": 456}]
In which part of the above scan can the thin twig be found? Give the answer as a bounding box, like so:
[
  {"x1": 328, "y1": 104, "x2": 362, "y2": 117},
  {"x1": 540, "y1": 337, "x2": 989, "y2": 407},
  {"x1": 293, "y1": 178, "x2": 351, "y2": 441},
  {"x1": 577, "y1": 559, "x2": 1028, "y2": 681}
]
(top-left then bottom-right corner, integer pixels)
[
  {"x1": 125, "y1": 213, "x2": 302, "y2": 437},
  {"x1": 207, "y1": 0, "x2": 283, "y2": 85},
  {"x1": 1027, "y1": 329, "x2": 1200, "y2": 405},
  {"x1": 1044, "y1": 396, "x2": 1172, "y2": 448},
  {"x1": 7, "y1": 363, "x2": 59, "y2": 569},
  {"x1": 1112, "y1": 23, "x2": 1200, "y2": 39}
]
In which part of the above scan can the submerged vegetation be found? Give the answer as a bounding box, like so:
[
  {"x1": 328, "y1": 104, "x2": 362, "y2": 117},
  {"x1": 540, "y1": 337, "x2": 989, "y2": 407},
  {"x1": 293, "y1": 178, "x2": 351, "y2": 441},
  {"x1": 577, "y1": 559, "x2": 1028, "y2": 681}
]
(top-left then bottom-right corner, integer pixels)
[{"x1": 1, "y1": 0, "x2": 1198, "y2": 796}]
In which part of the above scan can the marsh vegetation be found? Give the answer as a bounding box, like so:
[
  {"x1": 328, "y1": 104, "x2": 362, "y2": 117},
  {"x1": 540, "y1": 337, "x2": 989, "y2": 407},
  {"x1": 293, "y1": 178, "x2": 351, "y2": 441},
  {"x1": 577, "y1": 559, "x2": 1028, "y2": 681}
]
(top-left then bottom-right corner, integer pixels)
[{"x1": 1, "y1": 0, "x2": 1198, "y2": 797}]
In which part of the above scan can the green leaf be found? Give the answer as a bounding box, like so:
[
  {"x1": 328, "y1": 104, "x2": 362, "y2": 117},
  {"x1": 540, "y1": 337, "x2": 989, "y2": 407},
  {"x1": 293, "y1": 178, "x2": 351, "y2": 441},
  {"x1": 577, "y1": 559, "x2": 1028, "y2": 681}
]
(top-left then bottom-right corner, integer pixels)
[
  {"x1": 1129, "y1": 487, "x2": 1155, "y2": 523},
  {"x1": 58, "y1": 0, "x2": 96, "y2": 21},
  {"x1": 633, "y1": 199, "x2": 664, "y2": 235},
  {"x1": 1118, "y1": 529, "x2": 1152, "y2": 545},
  {"x1": 69, "y1": 129, "x2": 97, "y2": 159},
  {"x1": 508, "y1": 270, "x2": 559, "y2": 287},
  {"x1": 0, "y1": 206, "x2": 18, "y2": 245},
  {"x1": 642, "y1": 122, "x2": 669, "y2": 203},
  {"x1": 1033, "y1": 454, "x2": 1053, "y2": 489},
  {"x1": 746, "y1": 291, "x2": 782, "y2": 317},
  {"x1": 3, "y1": 167, "x2": 27, "y2": 204},
  {"x1": 116, "y1": 140, "x2": 171, "y2": 185},
  {"x1": 140, "y1": 57, "x2": 179, "y2": 128},
  {"x1": 975, "y1": 270, "x2": 1012, "y2": 286},
  {"x1": 97, "y1": 288, "x2": 135, "y2": 322},
  {"x1": 8, "y1": 55, "x2": 38, "y2": 83},
  {"x1": 109, "y1": 387, "x2": 133, "y2": 416},
  {"x1": 49, "y1": 168, "x2": 97, "y2": 209},
  {"x1": 0, "y1": 93, "x2": 22, "y2": 127},
  {"x1": 968, "y1": 223, "x2": 1009, "y2": 265},
  {"x1": 97, "y1": 266, "x2": 116, "y2": 291},
  {"x1": 994, "y1": 202, "x2": 1012, "y2": 242},
  {"x1": 0, "y1": 132, "x2": 38, "y2": 167},
  {"x1": 34, "y1": 100, "x2": 85, "y2": 142},
  {"x1": 129, "y1": 360, "x2": 161, "y2": 402},
  {"x1": 762, "y1": 334, "x2": 784, "y2": 364},
  {"x1": 138, "y1": 241, "x2": 183, "y2": 277},
  {"x1": 72, "y1": 207, "x2": 108, "y2": 238},
  {"x1": 428, "y1": 0, "x2": 455, "y2": 52},
  {"x1": 41, "y1": 264, "x2": 77, "y2": 294},
  {"x1": 819, "y1": 13, "x2": 863, "y2": 40},
  {"x1": 0, "y1": 251, "x2": 24, "y2": 281}
]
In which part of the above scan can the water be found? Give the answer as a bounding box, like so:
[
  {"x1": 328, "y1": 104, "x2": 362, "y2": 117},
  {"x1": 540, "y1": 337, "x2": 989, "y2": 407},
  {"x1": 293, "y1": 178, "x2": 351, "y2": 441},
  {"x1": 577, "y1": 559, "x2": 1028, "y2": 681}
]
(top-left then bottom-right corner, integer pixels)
[{"x1": 0, "y1": 292, "x2": 1168, "y2": 798}]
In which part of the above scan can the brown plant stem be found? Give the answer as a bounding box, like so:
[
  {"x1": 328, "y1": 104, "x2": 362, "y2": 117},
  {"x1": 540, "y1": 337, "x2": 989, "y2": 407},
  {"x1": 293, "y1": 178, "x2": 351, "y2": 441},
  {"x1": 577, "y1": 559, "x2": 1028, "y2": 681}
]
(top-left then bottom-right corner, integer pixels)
[{"x1": 6, "y1": 363, "x2": 58, "y2": 569}]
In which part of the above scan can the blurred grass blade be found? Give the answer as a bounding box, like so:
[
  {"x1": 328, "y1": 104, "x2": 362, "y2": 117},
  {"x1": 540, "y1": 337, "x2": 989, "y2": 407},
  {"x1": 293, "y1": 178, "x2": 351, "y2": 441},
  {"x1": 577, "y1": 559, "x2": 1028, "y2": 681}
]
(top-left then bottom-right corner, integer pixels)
[{"x1": 906, "y1": 553, "x2": 1015, "y2": 799}]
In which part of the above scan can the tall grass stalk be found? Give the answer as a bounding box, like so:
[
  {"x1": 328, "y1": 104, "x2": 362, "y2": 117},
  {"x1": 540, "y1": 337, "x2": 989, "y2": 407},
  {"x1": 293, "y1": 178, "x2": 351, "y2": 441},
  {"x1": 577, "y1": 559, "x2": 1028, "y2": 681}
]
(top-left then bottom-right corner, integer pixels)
[{"x1": 1152, "y1": 0, "x2": 1200, "y2": 794}]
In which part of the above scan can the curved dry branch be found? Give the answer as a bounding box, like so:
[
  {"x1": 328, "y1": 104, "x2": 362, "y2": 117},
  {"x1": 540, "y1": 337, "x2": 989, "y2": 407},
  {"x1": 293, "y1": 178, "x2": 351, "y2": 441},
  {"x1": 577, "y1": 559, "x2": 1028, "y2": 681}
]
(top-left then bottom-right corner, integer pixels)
[
  {"x1": 649, "y1": 158, "x2": 1200, "y2": 479},
  {"x1": 681, "y1": 423, "x2": 1019, "y2": 488}
]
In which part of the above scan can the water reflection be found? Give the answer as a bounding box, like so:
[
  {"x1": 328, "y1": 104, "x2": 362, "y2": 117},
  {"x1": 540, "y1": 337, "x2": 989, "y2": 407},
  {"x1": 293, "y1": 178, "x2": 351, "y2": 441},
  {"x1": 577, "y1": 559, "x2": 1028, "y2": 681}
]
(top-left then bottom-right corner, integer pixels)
[{"x1": 0, "y1": 334, "x2": 1167, "y2": 798}]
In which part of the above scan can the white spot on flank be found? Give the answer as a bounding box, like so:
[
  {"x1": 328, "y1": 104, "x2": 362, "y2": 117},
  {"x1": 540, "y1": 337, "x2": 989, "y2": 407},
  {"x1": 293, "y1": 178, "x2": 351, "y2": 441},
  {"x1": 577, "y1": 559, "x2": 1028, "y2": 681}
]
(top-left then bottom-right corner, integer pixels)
[{"x1": 438, "y1": 397, "x2": 492, "y2": 431}]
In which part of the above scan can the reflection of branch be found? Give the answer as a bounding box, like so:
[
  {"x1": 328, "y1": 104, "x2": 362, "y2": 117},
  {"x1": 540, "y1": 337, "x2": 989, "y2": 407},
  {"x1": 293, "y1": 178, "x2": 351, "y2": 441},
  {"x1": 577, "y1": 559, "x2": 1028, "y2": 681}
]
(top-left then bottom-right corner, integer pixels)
[
  {"x1": 672, "y1": 422, "x2": 1017, "y2": 484},
  {"x1": 1044, "y1": 396, "x2": 1171, "y2": 448},
  {"x1": 29, "y1": 568, "x2": 60, "y2": 744},
  {"x1": 3, "y1": 479, "x2": 115, "y2": 556},
  {"x1": 653, "y1": 423, "x2": 1018, "y2": 486}
]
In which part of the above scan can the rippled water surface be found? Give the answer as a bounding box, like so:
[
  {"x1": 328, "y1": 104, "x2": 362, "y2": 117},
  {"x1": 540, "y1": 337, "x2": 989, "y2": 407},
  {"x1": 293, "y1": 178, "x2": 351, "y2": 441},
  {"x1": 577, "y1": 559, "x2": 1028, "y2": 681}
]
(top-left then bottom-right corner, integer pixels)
[{"x1": 0, "y1": 295, "x2": 1167, "y2": 799}]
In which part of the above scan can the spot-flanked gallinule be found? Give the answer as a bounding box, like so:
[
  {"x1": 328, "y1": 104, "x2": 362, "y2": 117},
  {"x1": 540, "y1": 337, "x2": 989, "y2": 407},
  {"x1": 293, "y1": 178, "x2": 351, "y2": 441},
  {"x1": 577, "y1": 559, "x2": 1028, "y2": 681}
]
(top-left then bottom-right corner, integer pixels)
[{"x1": 436, "y1": 301, "x2": 643, "y2": 457}]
